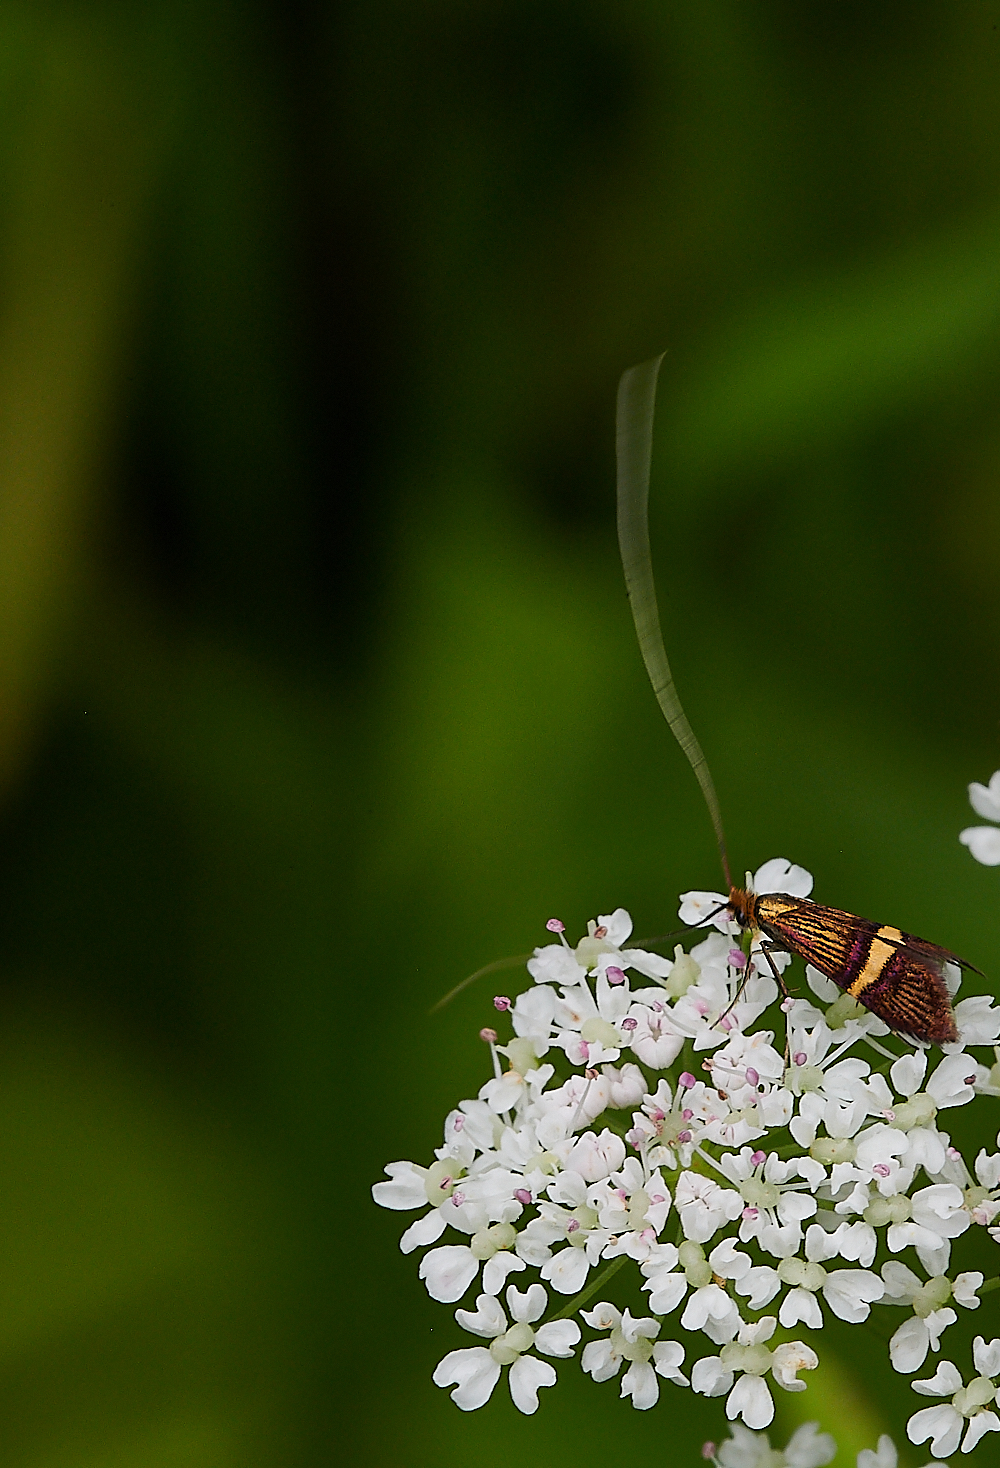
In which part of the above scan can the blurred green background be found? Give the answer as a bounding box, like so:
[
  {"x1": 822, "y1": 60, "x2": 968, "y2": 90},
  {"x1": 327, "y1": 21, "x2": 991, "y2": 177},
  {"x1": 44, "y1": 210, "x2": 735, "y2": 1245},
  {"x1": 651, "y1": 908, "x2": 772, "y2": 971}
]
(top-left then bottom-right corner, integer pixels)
[{"x1": 0, "y1": 2, "x2": 1000, "y2": 1464}]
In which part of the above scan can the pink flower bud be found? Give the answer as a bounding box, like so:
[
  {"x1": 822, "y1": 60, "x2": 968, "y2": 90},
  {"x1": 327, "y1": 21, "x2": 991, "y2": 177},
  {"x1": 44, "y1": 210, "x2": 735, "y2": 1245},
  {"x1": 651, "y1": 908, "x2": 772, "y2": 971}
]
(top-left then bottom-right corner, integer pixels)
[
  {"x1": 718, "y1": 1015, "x2": 733, "y2": 1031},
  {"x1": 546, "y1": 918, "x2": 565, "y2": 933},
  {"x1": 594, "y1": 925, "x2": 608, "y2": 939},
  {"x1": 873, "y1": 1163, "x2": 891, "y2": 1178},
  {"x1": 567, "y1": 1219, "x2": 580, "y2": 1233},
  {"x1": 750, "y1": 1150, "x2": 766, "y2": 1166},
  {"x1": 625, "y1": 1129, "x2": 644, "y2": 1148},
  {"x1": 606, "y1": 965, "x2": 626, "y2": 985},
  {"x1": 793, "y1": 1052, "x2": 807, "y2": 1066},
  {"x1": 514, "y1": 1188, "x2": 531, "y2": 1206},
  {"x1": 453, "y1": 1115, "x2": 465, "y2": 1131},
  {"x1": 493, "y1": 995, "x2": 512, "y2": 1011},
  {"x1": 742, "y1": 1206, "x2": 758, "y2": 1220},
  {"x1": 650, "y1": 1193, "x2": 665, "y2": 1204},
  {"x1": 585, "y1": 1067, "x2": 598, "y2": 1080},
  {"x1": 966, "y1": 1074, "x2": 978, "y2": 1086},
  {"x1": 621, "y1": 1017, "x2": 638, "y2": 1032},
  {"x1": 682, "y1": 1108, "x2": 693, "y2": 1121},
  {"x1": 479, "y1": 1027, "x2": 498, "y2": 1044},
  {"x1": 451, "y1": 1190, "x2": 466, "y2": 1207},
  {"x1": 728, "y1": 947, "x2": 746, "y2": 970},
  {"x1": 702, "y1": 1444, "x2": 717, "y2": 1462},
  {"x1": 745, "y1": 1067, "x2": 760, "y2": 1086},
  {"x1": 677, "y1": 1130, "x2": 692, "y2": 1143},
  {"x1": 781, "y1": 997, "x2": 795, "y2": 1012},
  {"x1": 679, "y1": 1072, "x2": 696, "y2": 1089},
  {"x1": 701, "y1": 1060, "x2": 713, "y2": 1071}
]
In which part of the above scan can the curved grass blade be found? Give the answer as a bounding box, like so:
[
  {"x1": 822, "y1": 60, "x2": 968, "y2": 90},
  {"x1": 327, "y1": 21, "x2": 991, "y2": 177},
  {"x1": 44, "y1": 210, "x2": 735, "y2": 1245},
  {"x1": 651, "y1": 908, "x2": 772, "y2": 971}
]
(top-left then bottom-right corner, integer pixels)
[{"x1": 616, "y1": 356, "x2": 731, "y2": 888}]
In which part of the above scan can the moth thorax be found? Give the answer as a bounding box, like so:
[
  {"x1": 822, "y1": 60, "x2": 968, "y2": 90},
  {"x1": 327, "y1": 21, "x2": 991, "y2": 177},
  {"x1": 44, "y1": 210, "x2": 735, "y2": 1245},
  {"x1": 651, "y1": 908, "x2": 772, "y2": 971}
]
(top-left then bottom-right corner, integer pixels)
[{"x1": 727, "y1": 887, "x2": 758, "y2": 929}]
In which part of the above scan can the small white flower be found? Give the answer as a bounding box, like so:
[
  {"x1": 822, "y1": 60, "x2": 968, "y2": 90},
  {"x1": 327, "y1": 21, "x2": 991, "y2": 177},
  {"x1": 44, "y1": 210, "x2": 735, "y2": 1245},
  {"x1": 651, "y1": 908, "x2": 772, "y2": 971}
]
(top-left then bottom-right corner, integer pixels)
[
  {"x1": 580, "y1": 1302, "x2": 688, "y2": 1408},
  {"x1": 960, "y1": 771, "x2": 1000, "y2": 864},
  {"x1": 908, "y1": 1338, "x2": 1000, "y2": 1456},
  {"x1": 709, "y1": 1420, "x2": 835, "y2": 1468},
  {"x1": 432, "y1": 1282, "x2": 579, "y2": 1413},
  {"x1": 675, "y1": 1170, "x2": 744, "y2": 1243},
  {"x1": 692, "y1": 1316, "x2": 818, "y2": 1429}
]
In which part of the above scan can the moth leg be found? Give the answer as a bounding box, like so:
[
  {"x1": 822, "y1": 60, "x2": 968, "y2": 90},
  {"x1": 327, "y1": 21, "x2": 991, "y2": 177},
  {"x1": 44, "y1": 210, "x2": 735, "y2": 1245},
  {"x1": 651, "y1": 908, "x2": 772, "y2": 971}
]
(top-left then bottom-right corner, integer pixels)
[{"x1": 755, "y1": 940, "x2": 793, "y2": 1064}]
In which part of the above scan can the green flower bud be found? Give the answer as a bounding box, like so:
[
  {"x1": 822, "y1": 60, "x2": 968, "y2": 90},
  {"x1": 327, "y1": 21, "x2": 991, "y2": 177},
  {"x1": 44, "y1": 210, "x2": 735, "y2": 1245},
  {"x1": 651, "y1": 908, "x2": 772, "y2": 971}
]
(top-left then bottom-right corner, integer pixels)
[
  {"x1": 810, "y1": 1137, "x2": 857, "y2": 1164},
  {"x1": 825, "y1": 994, "x2": 867, "y2": 1030},
  {"x1": 863, "y1": 1193, "x2": 911, "y2": 1227},
  {"x1": 424, "y1": 1158, "x2": 464, "y2": 1204},
  {"x1": 665, "y1": 948, "x2": 701, "y2": 998},
  {"x1": 580, "y1": 1017, "x2": 621, "y2": 1048}
]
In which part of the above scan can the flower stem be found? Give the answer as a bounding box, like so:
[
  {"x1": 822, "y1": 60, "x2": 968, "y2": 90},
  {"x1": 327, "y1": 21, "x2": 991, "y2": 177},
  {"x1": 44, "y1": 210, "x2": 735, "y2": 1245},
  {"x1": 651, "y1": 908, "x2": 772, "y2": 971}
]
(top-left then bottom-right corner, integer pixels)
[
  {"x1": 980, "y1": 1275, "x2": 1000, "y2": 1297},
  {"x1": 546, "y1": 1255, "x2": 629, "y2": 1321}
]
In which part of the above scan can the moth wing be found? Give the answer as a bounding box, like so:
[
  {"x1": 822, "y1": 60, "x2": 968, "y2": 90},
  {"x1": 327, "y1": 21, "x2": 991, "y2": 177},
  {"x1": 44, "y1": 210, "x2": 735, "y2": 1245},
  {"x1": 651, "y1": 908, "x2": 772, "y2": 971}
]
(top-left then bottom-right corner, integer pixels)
[
  {"x1": 855, "y1": 958, "x2": 958, "y2": 1045},
  {"x1": 894, "y1": 932, "x2": 982, "y2": 978},
  {"x1": 755, "y1": 897, "x2": 872, "y2": 989}
]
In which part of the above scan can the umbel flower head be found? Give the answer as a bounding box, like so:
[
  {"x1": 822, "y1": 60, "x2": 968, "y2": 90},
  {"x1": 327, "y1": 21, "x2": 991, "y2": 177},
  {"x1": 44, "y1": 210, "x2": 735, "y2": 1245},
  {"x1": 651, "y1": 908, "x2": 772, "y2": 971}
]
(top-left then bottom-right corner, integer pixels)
[
  {"x1": 373, "y1": 860, "x2": 1000, "y2": 1439},
  {"x1": 702, "y1": 1422, "x2": 949, "y2": 1468}
]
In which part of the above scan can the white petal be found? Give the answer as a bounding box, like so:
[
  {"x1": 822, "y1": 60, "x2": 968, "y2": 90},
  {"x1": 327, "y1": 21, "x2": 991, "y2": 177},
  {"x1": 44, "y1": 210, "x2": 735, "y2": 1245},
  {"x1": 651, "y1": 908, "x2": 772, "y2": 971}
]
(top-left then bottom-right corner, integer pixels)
[
  {"x1": 599, "y1": 908, "x2": 634, "y2": 946},
  {"x1": 508, "y1": 1353, "x2": 556, "y2": 1414},
  {"x1": 645, "y1": 1271, "x2": 689, "y2": 1316},
  {"x1": 779, "y1": 1289, "x2": 823, "y2": 1330},
  {"x1": 973, "y1": 1334, "x2": 1000, "y2": 1377},
  {"x1": 652, "y1": 1339, "x2": 689, "y2": 1385},
  {"x1": 621, "y1": 1359, "x2": 659, "y2": 1409},
  {"x1": 907, "y1": 1403, "x2": 962, "y2": 1460},
  {"x1": 678, "y1": 889, "x2": 734, "y2": 932},
  {"x1": 889, "y1": 1315, "x2": 930, "y2": 1374},
  {"x1": 506, "y1": 1282, "x2": 547, "y2": 1323},
  {"x1": 968, "y1": 773, "x2": 1000, "y2": 822},
  {"x1": 805, "y1": 964, "x2": 839, "y2": 1002},
  {"x1": 455, "y1": 1293, "x2": 507, "y2": 1339},
  {"x1": 959, "y1": 826, "x2": 1000, "y2": 865},
  {"x1": 581, "y1": 1301, "x2": 621, "y2": 1331},
  {"x1": 912, "y1": 1360, "x2": 963, "y2": 1396},
  {"x1": 482, "y1": 1252, "x2": 526, "y2": 1295},
  {"x1": 540, "y1": 1246, "x2": 590, "y2": 1296},
  {"x1": 534, "y1": 1319, "x2": 581, "y2": 1358},
  {"x1": 752, "y1": 858, "x2": 813, "y2": 898},
  {"x1": 581, "y1": 1338, "x2": 621, "y2": 1382},
  {"x1": 785, "y1": 1421, "x2": 837, "y2": 1468},
  {"x1": 727, "y1": 1372, "x2": 775, "y2": 1429},
  {"x1": 691, "y1": 1355, "x2": 733, "y2": 1397},
  {"x1": 432, "y1": 1347, "x2": 502, "y2": 1411},
  {"x1": 822, "y1": 1269, "x2": 884, "y2": 1323},
  {"x1": 735, "y1": 1266, "x2": 782, "y2": 1310},
  {"x1": 399, "y1": 1208, "x2": 448, "y2": 1253},
  {"x1": 372, "y1": 1161, "x2": 429, "y2": 1210},
  {"x1": 952, "y1": 1271, "x2": 983, "y2": 1309},
  {"x1": 771, "y1": 1340, "x2": 818, "y2": 1389},
  {"x1": 419, "y1": 1245, "x2": 479, "y2": 1303},
  {"x1": 891, "y1": 1051, "x2": 927, "y2": 1098},
  {"x1": 962, "y1": 1410, "x2": 1000, "y2": 1454}
]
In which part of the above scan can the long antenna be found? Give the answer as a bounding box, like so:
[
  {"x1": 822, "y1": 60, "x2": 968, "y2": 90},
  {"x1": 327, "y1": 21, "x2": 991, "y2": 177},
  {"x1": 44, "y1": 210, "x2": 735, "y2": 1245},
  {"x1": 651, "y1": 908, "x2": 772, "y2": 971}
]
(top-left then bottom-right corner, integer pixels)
[{"x1": 616, "y1": 355, "x2": 732, "y2": 890}]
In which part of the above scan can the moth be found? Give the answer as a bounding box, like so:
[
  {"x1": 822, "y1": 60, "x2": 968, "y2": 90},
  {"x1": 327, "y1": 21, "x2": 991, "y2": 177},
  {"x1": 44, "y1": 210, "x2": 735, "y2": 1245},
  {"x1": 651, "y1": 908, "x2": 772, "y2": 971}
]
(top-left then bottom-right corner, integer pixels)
[{"x1": 616, "y1": 357, "x2": 972, "y2": 1045}]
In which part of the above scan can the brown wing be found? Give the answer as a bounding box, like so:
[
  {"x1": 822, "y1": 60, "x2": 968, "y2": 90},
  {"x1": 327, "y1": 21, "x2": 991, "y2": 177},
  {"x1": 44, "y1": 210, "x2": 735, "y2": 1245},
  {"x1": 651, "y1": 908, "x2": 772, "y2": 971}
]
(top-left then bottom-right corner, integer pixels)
[
  {"x1": 754, "y1": 892, "x2": 959, "y2": 1043},
  {"x1": 753, "y1": 895, "x2": 875, "y2": 990},
  {"x1": 855, "y1": 952, "x2": 958, "y2": 1044}
]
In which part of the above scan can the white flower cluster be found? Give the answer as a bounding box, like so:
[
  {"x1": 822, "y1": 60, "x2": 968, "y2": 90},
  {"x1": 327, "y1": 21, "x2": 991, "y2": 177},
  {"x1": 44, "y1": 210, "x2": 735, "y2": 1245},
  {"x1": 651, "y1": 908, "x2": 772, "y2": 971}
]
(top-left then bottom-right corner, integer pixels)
[
  {"x1": 373, "y1": 859, "x2": 1000, "y2": 1441},
  {"x1": 703, "y1": 1421, "x2": 947, "y2": 1468}
]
